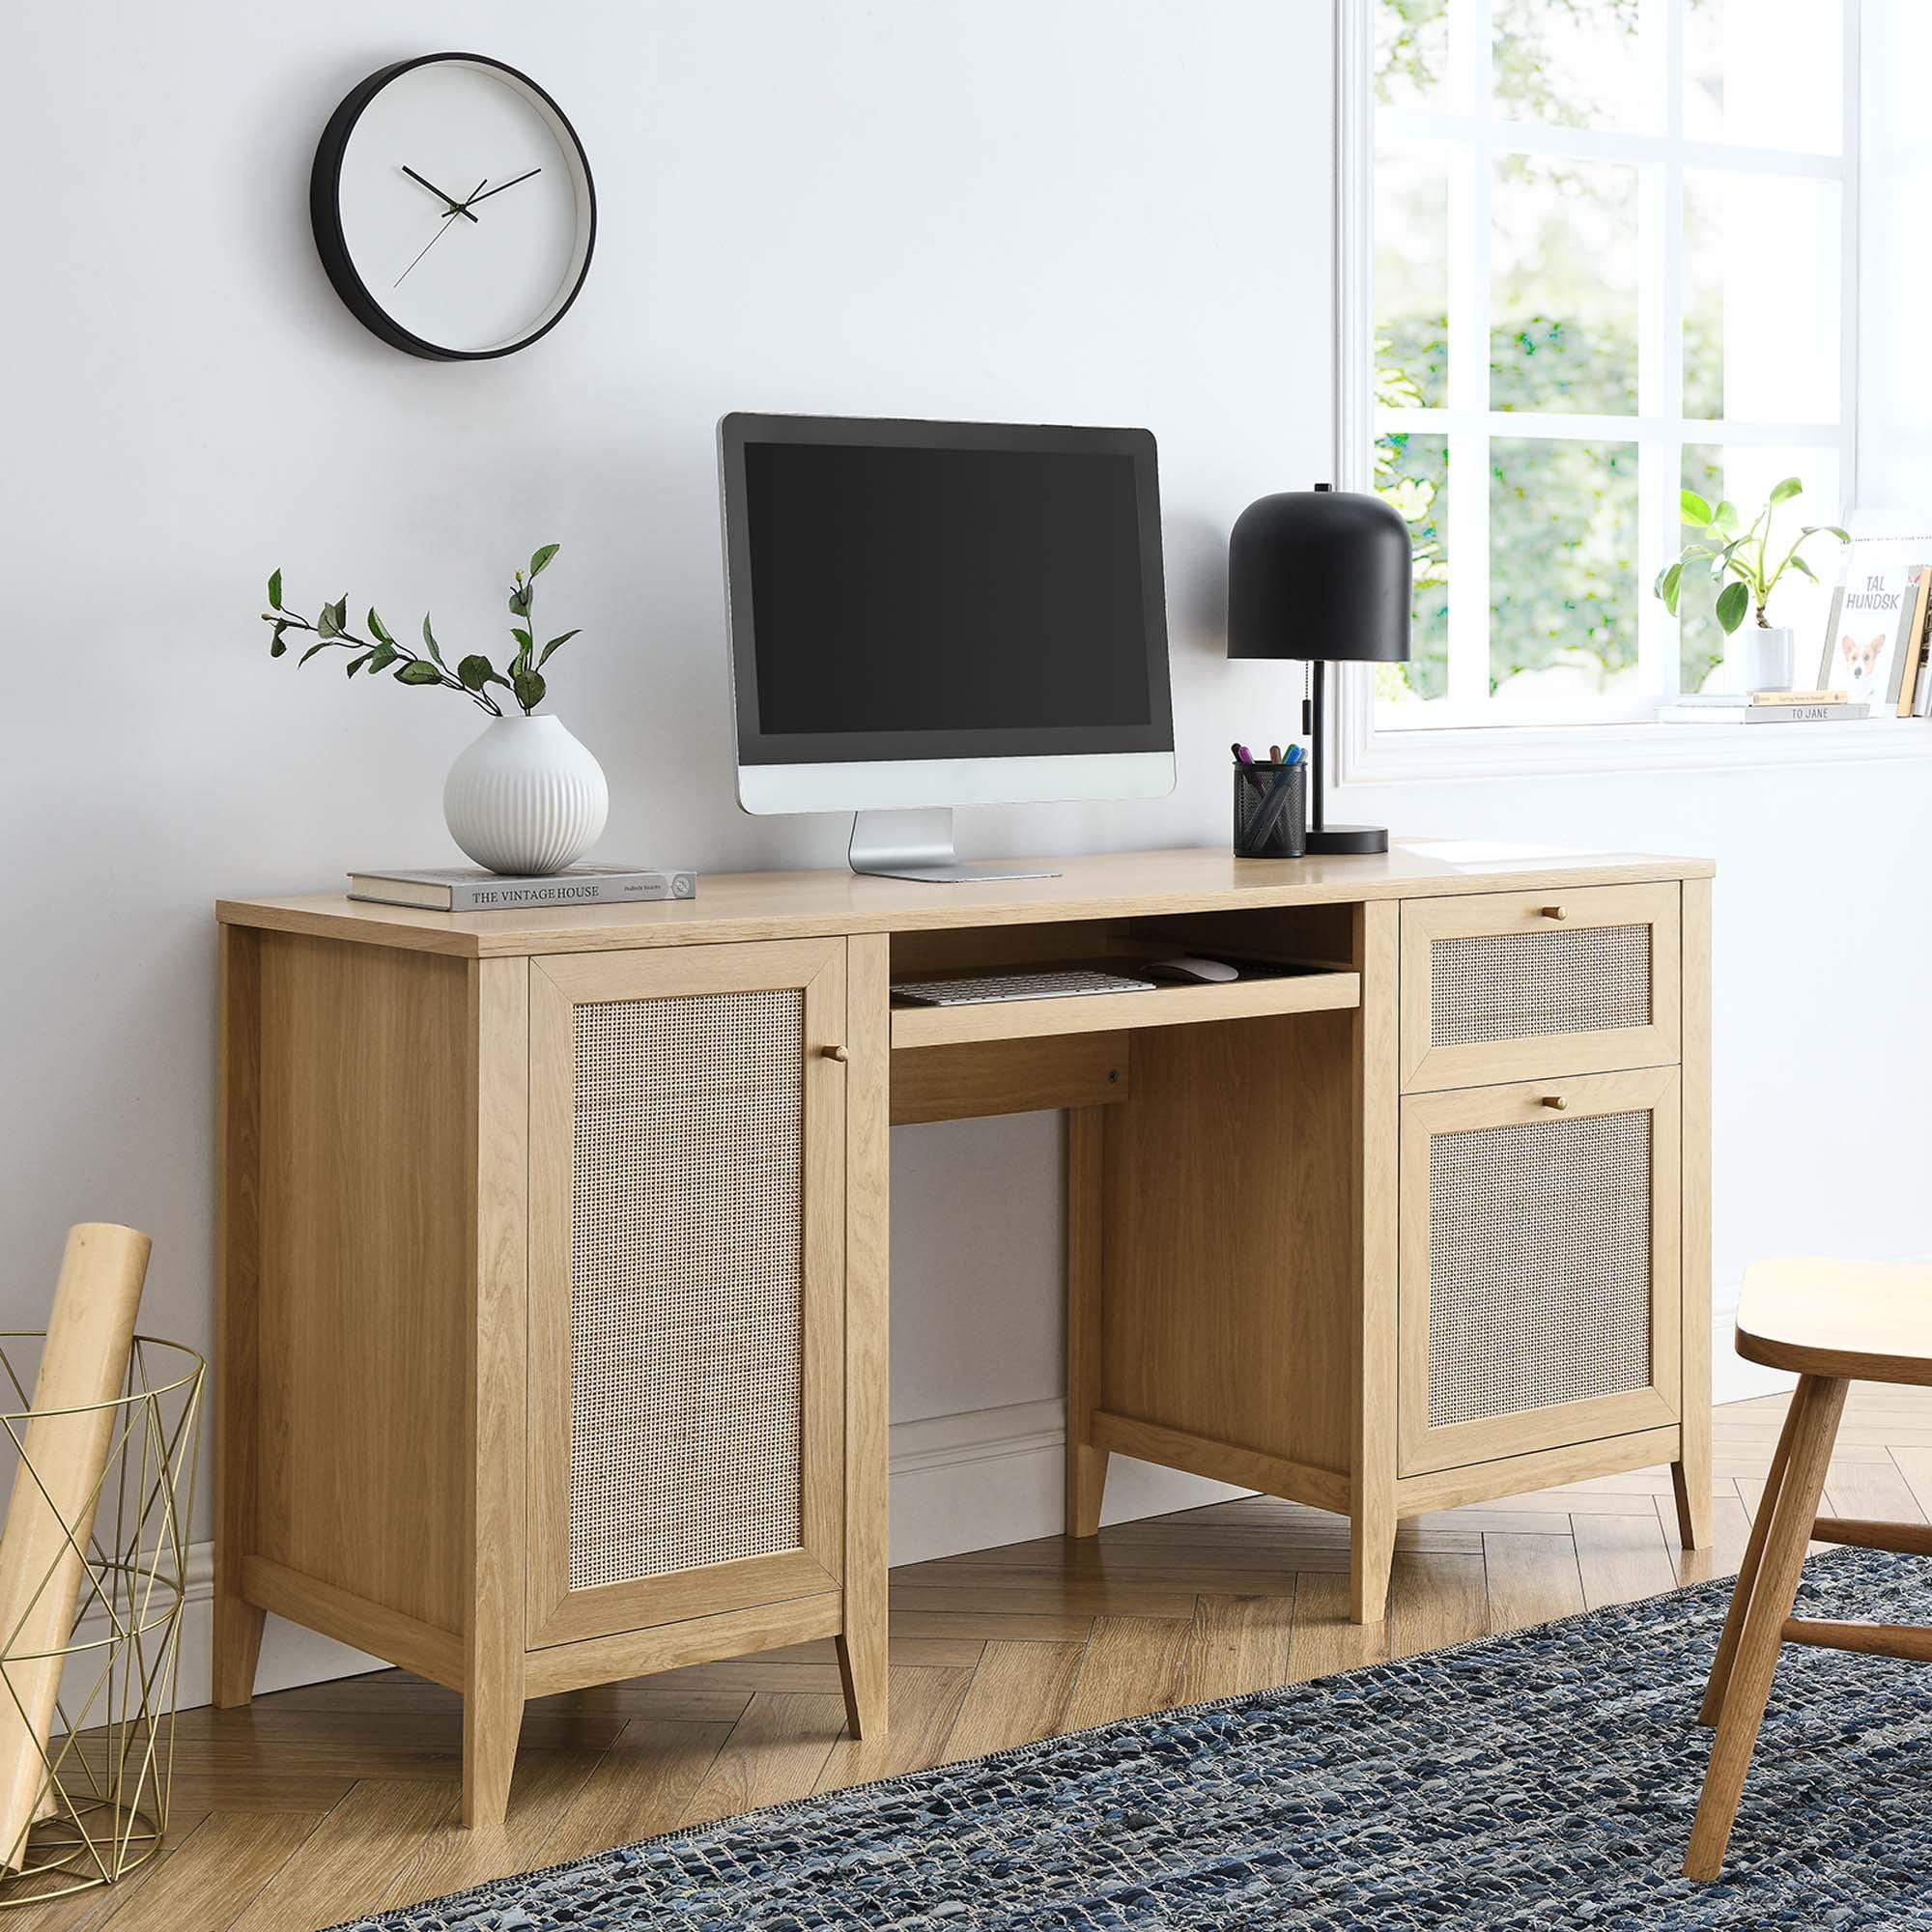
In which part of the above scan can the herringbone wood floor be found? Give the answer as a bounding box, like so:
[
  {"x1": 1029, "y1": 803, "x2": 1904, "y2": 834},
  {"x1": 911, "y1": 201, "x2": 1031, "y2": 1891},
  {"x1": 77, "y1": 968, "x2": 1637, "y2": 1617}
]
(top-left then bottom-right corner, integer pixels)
[{"x1": 14, "y1": 1383, "x2": 1932, "y2": 1931}]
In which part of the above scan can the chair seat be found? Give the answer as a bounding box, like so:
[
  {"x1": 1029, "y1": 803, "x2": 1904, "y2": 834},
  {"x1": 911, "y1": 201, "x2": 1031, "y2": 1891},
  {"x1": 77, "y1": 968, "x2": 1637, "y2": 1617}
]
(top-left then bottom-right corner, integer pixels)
[{"x1": 1735, "y1": 1257, "x2": 1932, "y2": 1386}]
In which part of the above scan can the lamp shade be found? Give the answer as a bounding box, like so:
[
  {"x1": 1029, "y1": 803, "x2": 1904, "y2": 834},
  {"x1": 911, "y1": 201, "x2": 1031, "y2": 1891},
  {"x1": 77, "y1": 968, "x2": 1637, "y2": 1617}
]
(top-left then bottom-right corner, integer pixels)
[{"x1": 1227, "y1": 485, "x2": 1412, "y2": 663}]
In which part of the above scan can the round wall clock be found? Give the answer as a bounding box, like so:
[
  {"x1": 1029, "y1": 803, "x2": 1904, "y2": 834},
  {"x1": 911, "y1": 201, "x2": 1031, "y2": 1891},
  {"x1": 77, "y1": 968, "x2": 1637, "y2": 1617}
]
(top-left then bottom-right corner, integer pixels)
[{"x1": 310, "y1": 53, "x2": 596, "y2": 360}]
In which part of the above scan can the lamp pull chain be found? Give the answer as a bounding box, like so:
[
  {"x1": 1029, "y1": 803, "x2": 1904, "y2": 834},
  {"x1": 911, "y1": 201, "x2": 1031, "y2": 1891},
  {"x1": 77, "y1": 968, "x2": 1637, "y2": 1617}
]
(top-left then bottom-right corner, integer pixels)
[{"x1": 1301, "y1": 661, "x2": 1312, "y2": 739}]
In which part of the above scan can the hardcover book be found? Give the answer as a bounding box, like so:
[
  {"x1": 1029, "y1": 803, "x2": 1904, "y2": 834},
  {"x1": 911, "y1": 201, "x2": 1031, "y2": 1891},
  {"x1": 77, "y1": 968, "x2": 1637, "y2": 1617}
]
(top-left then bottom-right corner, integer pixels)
[
  {"x1": 1815, "y1": 525, "x2": 1932, "y2": 708},
  {"x1": 1897, "y1": 565, "x2": 1932, "y2": 716},
  {"x1": 347, "y1": 865, "x2": 697, "y2": 911},
  {"x1": 1669, "y1": 689, "x2": 1846, "y2": 707},
  {"x1": 1657, "y1": 702, "x2": 1869, "y2": 724}
]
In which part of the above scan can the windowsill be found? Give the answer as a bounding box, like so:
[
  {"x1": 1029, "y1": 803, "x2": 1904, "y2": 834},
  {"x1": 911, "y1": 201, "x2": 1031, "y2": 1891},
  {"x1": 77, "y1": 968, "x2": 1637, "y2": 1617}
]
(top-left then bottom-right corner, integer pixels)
[{"x1": 1342, "y1": 715, "x2": 1932, "y2": 786}]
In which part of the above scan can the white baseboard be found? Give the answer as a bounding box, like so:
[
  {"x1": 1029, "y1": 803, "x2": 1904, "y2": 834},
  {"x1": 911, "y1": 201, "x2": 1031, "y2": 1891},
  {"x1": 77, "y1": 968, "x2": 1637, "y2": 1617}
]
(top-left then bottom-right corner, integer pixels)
[
  {"x1": 888, "y1": 1398, "x2": 1251, "y2": 1565},
  {"x1": 93, "y1": 1405, "x2": 1243, "y2": 1721},
  {"x1": 53, "y1": 1544, "x2": 387, "y2": 1737},
  {"x1": 79, "y1": 1297, "x2": 1823, "y2": 1722},
  {"x1": 897, "y1": 1291, "x2": 1807, "y2": 1559},
  {"x1": 1710, "y1": 1293, "x2": 1798, "y2": 1406}
]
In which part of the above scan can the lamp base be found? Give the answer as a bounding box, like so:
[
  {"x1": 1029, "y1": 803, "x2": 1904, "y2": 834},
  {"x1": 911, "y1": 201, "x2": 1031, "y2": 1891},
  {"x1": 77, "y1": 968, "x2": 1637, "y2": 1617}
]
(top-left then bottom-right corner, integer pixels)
[{"x1": 1305, "y1": 824, "x2": 1389, "y2": 856}]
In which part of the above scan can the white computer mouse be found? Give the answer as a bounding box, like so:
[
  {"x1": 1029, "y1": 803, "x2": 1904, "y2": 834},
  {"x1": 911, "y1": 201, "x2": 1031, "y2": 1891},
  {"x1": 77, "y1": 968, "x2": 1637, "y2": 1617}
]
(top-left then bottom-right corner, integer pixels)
[{"x1": 1144, "y1": 955, "x2": 1238, "y2": 983}]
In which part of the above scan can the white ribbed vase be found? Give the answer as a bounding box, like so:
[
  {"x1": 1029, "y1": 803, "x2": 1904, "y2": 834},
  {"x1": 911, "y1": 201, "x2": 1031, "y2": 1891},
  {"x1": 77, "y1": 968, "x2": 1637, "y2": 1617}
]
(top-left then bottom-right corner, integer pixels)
[{"x1": 442, "y1": 715, "x2": 609, "y2": 876}]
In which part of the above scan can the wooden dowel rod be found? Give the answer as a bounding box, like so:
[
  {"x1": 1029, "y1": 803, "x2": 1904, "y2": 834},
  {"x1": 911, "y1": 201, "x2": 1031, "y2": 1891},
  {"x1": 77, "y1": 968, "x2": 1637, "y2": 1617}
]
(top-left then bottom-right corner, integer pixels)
[
  {"x1": 1782, "y1": 1617, "x2": 1932, "y2": 1663},
  {"x1": 1811, "y1": 1517, "x2": 1932, "y2": 1559},
  {"x1": 0, "y1": 1225, "x2": 151, "y2": 1869}
]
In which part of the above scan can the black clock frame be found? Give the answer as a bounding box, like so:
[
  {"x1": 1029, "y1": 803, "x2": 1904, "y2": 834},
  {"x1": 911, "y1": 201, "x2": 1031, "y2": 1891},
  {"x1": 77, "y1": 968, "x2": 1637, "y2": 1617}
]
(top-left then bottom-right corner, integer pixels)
[{"x1": 310, "y1": 51, "x2": 597, "y2": 362}]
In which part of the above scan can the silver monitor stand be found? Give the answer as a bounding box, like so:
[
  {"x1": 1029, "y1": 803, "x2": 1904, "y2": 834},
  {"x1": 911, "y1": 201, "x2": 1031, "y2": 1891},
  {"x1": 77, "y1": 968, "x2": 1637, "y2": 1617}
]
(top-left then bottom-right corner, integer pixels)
[{"x1": 847, "y1": 808, "x2": 1061, "y2": 883}]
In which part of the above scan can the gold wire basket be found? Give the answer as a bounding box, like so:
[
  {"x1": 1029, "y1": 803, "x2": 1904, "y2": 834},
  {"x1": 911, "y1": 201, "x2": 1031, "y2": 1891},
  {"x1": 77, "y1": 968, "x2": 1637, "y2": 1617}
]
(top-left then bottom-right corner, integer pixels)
[{"x1": 0, "y1": 1335, "x2": 204, "y2": 1907}]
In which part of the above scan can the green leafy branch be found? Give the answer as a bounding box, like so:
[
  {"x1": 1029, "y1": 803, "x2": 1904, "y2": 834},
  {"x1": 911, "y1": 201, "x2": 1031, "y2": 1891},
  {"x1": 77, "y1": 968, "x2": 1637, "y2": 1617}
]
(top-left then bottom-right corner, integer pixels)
[
  {"x1": 1655, "y1": 480, "x2": 1848, "y2": 635},
  {"x1": 258, "y1": 545, "x2": 582, "y2": 715}
]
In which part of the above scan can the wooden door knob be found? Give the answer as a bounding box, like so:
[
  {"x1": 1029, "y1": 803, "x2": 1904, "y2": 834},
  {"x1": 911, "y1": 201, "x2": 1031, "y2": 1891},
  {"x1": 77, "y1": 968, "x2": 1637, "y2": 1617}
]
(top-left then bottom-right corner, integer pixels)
[
  {"x1": 1540, "y1": 904, "x2": 1568, "y2": 922},
  {"x1": 1540, "y1": 1094, "x2": 1568, "y2": 1110},
  {"x1": 820, "y1": 1044, "x2": 849, "y2": 1063}
]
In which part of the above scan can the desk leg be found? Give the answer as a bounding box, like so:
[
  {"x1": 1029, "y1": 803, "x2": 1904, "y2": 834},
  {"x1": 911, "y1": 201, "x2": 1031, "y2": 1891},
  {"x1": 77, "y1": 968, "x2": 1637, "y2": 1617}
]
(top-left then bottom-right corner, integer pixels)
[
  {"x1": 1350, "y1": 1498, "x2": 1398, "y2": 1624},
  {"x1": 838, "y1": 935, "x2": 892, "y2": 1737},
  {"x1": 212, "y1": 1590, "x2": 265, "y2": 1710},
  {"x1": 1350, "y1": 902, "x2": 1400, "y2": 1624},
  {"x1": 1065, "y1": 1107, "x2": 1109, "y2": 1538},
  {"x1": 463, "y1": 1661, "x2": 526, "y2": 1830}
]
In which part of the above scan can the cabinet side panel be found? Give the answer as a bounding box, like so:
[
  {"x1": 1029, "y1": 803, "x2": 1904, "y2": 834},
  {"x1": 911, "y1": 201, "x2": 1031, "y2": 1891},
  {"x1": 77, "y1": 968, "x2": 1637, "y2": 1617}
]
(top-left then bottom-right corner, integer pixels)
[
  {"x1": 1675, "y1": 877, "x2": 1713, "y2": 1542},
  {"x1": 1101, "y1": 1009, "x2": 1357, "y2": 1474},
  {"x1": 1351, "y1": 899, "x2": 1400, "y2": 1616},
  {"x1": 254, "y1": 931, "x2": 472, "y2": 1634},
  {"x1": 838, "y1": 932, "x2": 890, "y2": 1734},
  {"x1": 213, "y1": 923, "x2": 267, "y2": 1701}
]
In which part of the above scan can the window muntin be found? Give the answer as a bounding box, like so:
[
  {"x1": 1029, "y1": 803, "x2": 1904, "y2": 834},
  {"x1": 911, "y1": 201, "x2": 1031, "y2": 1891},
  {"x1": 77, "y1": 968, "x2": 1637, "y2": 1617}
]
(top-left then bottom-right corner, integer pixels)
[{"x1": 1370, "y1": 0, "x2": 1854, "y2": 731}]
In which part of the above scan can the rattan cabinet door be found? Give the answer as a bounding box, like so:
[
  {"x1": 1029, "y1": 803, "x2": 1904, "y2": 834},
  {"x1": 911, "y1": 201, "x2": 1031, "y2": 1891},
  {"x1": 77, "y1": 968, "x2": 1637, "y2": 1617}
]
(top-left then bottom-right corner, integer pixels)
[
  {"x1": 526, "y1": 939, "x2": 847, "y2": 1648},
  {"x1": 1400, "y1": 884, "x2": 1681, "y2": 1092},
  {"x1": 1397, "y1": 1066, "x2": 1682, "y2": 1477}
]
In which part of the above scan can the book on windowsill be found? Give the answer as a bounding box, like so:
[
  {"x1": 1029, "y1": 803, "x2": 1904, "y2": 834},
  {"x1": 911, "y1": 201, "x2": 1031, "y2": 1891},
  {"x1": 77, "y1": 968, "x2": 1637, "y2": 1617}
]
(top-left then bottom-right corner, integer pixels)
[
  {"x1": 347, "y1": 865, "x2": 698, "y2": 911},
  {"x1": 1657, "y1": 701, "x2": 1870, "y2": 724},
  {"x1": 1667, "y1": 689, "x2": 1848, "y2": 707}
]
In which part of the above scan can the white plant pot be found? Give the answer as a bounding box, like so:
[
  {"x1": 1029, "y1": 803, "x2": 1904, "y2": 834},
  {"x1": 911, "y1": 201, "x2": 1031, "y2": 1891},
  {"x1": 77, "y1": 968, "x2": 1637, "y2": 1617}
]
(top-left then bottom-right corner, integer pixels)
[
  {"x1": 442, "y1": 715, "x2": 609, "y2": 876},
  {"x1": 1729, "y1": 624, "x2": 1797, "y2": 694}
]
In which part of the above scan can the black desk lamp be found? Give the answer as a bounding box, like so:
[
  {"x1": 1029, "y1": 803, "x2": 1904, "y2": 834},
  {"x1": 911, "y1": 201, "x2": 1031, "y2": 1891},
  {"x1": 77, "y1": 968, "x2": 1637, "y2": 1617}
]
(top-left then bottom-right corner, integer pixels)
[{"x1": 1227, "y1": 482, "x2": 1412, "y2": 856}]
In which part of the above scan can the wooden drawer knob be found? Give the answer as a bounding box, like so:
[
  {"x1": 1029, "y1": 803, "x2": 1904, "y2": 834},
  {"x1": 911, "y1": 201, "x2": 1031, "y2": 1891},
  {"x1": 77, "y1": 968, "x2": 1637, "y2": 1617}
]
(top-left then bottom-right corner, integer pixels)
[
  {"x1": 820, "y1": 1044, "x2": 850, "y2": 1063},
  {"x1": 1540, "y1": 1094, "x2": 1568, "y2": 1111},
  {"x1": 1540, "y1": 904, "x2": 1568, "y2": 922}
]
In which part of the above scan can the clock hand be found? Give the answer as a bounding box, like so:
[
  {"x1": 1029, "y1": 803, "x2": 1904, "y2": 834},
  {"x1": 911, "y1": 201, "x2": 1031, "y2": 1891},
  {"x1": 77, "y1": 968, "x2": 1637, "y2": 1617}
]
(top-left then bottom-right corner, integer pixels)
[
  {"x1": 462, "y1": 166, "x2": 542, "y2": 209},
  {"x1": 393, "y1": 179, "x2": 487, "y2": 287},
  {"x1": 401, "y1": 165, "x2": 479, "y2": 221}
]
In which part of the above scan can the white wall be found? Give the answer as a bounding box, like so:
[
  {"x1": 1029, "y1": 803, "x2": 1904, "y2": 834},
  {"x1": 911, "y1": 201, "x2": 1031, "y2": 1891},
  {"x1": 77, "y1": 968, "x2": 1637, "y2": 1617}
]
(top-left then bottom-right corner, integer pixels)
[
  {"x1": 0, "y1": 0, "x2": 1333, "y2": 1595},
  {"x1": 1861, "y1": 0, "x2": 1932, "y2": 505}
]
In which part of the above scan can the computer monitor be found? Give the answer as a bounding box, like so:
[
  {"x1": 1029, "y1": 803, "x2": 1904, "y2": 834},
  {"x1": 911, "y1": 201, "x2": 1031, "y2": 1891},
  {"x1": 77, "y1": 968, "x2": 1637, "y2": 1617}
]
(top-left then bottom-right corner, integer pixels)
[{"x1": 719, "y1": 413, "x2": 1176, "y2": 881}]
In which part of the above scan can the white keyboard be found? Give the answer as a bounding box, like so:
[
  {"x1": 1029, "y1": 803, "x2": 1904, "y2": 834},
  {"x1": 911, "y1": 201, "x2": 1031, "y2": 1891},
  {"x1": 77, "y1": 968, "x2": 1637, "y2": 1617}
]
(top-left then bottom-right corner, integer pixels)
[{"x1": 891, "y1": 968, "x2": 1158, "y2": 1007}]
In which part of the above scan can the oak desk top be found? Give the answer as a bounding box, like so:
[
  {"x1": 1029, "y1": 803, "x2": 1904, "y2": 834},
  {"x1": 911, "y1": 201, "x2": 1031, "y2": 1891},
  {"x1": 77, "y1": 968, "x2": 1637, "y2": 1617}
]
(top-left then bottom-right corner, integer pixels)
[{"x1": 217, "y1": 840, "x2": 1714, "y2": 959}]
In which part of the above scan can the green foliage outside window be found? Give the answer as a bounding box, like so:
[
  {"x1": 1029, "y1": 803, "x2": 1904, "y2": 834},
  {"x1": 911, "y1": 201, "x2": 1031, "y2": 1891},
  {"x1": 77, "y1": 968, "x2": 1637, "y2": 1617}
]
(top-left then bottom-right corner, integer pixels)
[{"x1": 1373, "y1": 0, "x2": 1743, "y2": 705}]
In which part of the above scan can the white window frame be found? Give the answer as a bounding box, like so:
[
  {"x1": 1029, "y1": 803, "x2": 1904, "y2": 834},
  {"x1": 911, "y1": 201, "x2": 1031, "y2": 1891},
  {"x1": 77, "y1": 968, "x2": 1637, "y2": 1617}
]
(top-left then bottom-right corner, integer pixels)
[{"x1": 1332, "y1": 0, "x2": 1909, "y2": 781}]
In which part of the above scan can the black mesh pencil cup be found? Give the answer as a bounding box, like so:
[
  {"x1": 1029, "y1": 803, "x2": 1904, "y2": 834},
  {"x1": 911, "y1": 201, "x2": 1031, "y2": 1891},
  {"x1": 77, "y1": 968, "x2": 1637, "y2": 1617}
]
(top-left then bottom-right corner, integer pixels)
[{"x1": 1233, "y1": 763, "x2": 1307, "y2": 859}]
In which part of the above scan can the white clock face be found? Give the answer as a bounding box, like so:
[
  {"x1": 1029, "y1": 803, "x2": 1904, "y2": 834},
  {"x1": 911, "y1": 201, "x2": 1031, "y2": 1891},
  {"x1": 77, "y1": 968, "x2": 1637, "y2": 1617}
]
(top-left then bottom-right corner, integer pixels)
[{"x1": 329, "y1": 59, "x2": 592, "y2": 356}]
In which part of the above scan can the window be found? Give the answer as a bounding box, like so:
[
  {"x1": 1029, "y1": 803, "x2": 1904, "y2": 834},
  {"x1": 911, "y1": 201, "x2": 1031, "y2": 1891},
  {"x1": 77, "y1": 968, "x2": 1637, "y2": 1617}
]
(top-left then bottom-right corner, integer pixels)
[{"x1": 1363, "y1": 0, "x2": 1857, "y2": 733}]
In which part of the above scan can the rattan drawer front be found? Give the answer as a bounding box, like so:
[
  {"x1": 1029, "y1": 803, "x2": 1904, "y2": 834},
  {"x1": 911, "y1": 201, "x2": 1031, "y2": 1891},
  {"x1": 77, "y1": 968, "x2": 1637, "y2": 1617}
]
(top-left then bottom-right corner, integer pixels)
[
  {"x1": 1426, "y1": 1106, "x2": 1652, "y2": 1430},
  {"x1": 1430, "y1": 923, "x2": 1651, "y2": 1049},
  {"x1": 1398, "y1": 1067, "x2": 1682, "y2": 1476},
  {"x1": 569, "y1": 989, "x2": 805, "y2": 1594},
  {"x1": 1401, "y1": 885, "x2": 1681, "y2": 1091}
]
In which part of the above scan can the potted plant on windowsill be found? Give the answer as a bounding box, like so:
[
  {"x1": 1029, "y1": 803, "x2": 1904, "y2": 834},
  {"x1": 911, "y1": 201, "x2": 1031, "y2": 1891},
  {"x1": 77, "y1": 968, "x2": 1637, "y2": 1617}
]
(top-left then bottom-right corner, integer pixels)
[
  {"x1": 258, "y1": 544, "x2": 606, "y2": 876},
  {"x1": 1657, "y1": 480, "x2": 1848, "y2": 694}
]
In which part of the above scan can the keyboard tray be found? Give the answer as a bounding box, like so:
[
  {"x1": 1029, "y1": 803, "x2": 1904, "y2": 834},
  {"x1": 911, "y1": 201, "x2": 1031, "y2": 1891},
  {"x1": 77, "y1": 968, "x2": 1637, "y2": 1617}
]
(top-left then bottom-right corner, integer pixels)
[{"x1": 888, "y1": 962, "x2": 1360, "y2": 1048}]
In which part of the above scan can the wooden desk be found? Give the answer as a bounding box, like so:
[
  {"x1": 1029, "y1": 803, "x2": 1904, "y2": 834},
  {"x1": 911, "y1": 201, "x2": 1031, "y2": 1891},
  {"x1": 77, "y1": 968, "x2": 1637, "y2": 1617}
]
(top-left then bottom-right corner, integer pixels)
[{"x1": 213, "y1": 841, "x2": 1713, "y2": 1824}]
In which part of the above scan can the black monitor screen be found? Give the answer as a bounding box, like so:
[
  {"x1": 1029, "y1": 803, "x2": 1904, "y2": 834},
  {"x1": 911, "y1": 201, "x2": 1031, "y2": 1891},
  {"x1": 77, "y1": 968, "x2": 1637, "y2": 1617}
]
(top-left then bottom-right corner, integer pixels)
[{"x1": 724, "y1": 417, "x2": 1173, "y2": 764}]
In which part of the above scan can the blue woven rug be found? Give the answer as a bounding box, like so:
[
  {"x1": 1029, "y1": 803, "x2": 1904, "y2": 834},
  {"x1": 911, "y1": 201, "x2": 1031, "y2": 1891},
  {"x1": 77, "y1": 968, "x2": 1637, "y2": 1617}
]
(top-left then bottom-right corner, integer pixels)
[{"x1": 334, "y1": 1547, "x2": 1932, "y2": 1930}]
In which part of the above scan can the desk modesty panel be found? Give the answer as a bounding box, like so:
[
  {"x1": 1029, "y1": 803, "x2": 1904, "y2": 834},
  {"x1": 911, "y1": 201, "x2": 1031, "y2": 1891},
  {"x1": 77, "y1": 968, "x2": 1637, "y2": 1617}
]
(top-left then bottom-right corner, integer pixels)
[{"x1": 214, "y1": 841, "x2": 1713, "y2": 1826}]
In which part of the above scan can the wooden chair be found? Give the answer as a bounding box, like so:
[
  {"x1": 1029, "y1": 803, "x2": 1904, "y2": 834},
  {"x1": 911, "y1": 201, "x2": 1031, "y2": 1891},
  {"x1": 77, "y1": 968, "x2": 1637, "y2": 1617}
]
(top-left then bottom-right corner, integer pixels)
[{"x1": 1686, "y1": 1257, "x2": 1932, "y2": 1881}]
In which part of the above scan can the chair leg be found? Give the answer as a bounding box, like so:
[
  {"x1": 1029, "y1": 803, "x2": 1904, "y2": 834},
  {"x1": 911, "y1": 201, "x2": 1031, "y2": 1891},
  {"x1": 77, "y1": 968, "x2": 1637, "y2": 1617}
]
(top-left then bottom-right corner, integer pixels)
[
  {"x1": 1685, "y1": 1374, "x2": 1847, "y2": 1882},
  {"x1": 1697, "y1": 1388, "x2": 1804, "y2": 1726}
]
